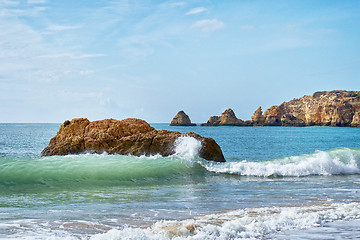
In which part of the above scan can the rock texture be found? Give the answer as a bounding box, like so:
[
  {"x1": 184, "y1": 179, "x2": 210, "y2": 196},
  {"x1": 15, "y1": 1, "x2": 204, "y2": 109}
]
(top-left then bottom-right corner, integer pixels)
[
  {"x1": 170, "y1": 111, "x2": 196, "y2": 126},
  {"x1": 251, "y1": 90, "x2": 360, "y2": 127},
  {"x1": 251, "y1": 107, "x2": 265, "y2": 126},
  {"x1": 201, "y1": 108, "x2": 249, "y2": 126},
  {"x1": 41, "y1": 118, "x2": 225, "y2": 162}
]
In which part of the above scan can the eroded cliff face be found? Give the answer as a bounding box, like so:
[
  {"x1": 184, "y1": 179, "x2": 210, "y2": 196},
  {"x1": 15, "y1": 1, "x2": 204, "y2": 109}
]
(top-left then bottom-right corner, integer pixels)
[
  {"x1": 251, "y1": 90, "x2": 360, "y2": 127},
  {"x1": 41, "y1": 118, "x2": 225, "y2": 162}
]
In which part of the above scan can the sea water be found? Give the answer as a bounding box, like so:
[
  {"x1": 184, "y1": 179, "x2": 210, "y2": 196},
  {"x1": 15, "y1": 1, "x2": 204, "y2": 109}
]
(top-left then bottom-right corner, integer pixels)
[{"x1": 0, "y1": 123, "x2": 359, "y2": 239}]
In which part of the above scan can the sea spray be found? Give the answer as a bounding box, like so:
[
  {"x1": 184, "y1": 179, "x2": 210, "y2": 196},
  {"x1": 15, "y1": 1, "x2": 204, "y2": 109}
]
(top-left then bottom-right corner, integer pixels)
[
  {"x1": 203, "y1": 147, "x2": 360, "y2": 177},
  {"x1": 174, "y1": 137, "x2": 202, "y2": 165},
  {"x1": 90, "y1": 202, "x2": 360, "y2": 240}
]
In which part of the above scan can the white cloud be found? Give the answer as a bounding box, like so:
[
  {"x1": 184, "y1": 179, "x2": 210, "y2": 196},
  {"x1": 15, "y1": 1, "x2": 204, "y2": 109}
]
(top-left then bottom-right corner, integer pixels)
[
  {"x1": 0, "y1": 0, "x2": 19, "y2": 6},
  {"x1": 38, "y1": 53, "x2": 105, "y2": 59},
  {"x1": 167, "y1": 2, "x2": 185, "y2": 8},
  {"x1": 47, "y1": 24, "x2": 81, "y2": 31},
  {"x1": 185, "y1": 7, "x2": 207, "y2": 15},
  {"x1": 0, "y1": 6, "x2": 46, "y2": 17},
  {"x1": 27, "y1": 0, "x2": 46, "y2": 4},
  {"x1": 0, "y1": 17, "x2": 100, "y2": 83},
  {"x1": 191, "y1": 19, "x2": 225, "y2": 32}
]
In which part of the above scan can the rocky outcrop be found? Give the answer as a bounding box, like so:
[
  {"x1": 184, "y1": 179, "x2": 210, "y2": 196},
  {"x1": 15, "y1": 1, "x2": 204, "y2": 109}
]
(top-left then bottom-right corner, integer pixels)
[
  {"x1": 41, "y1": 118, "x2": 225, "y2": 162},
  {"x1": 251, "y1": 107, "x2": 265, "y2": 126},
  {"x1": 351, "y1": 112, "x2": 360, "y2": 127},
  {"x1": 253, "y1": 90, "x2": 360, "y2": 127},
  {"x1": 201, "y1": 108, "x2": 249, "y2": 126},
  {"x1": 170, "y1": 111, "x2": 196, "y2": 126}
]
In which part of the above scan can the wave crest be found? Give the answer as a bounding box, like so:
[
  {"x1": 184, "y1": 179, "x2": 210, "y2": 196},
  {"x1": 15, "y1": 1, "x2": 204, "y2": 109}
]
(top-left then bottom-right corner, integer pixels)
[{"x1": 204, "y1": 148, "x2": 360, "y2": 177}]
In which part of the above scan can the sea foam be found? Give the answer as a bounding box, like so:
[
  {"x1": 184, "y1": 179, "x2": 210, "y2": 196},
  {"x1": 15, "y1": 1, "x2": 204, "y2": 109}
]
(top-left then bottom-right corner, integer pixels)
[
  {"x1": 90, "y1": 202, "x2": 360, "y2": 240},
  {"x1": 204, "y1": 148, "x2": 360, "y2": 177},
  {"x1": 174, "y1": 137, "x2": 202, "y2": 164}
]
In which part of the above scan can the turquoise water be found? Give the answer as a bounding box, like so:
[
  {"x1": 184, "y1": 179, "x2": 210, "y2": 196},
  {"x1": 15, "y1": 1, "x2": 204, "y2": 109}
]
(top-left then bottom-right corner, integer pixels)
[{"x1": 0, "y1": 123, "x2": 359, "y2": 239}]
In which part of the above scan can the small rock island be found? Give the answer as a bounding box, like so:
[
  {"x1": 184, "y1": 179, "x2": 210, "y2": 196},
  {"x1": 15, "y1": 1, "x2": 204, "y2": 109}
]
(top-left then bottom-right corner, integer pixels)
[
  {"x1": 41, "y1": 118, "x2": 225, "y2": 162},
  {"x1": 201, "y1": 108, "x2": 251, "y2": 126},
  {"x1": 170, "y1": 111, "x2": 196, "y2": 126}
]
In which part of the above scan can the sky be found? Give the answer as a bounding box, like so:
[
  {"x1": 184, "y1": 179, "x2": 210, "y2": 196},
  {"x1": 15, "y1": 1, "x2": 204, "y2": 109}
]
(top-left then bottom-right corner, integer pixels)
[{"x1": 0, "y1": 0, "x2": 359, "y2": 123}]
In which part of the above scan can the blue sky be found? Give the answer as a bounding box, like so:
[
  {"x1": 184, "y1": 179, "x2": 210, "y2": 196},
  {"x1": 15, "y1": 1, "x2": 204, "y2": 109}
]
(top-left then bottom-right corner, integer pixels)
[{"x1": 1, "y1": 0, "x2": 359, "y2": 123}]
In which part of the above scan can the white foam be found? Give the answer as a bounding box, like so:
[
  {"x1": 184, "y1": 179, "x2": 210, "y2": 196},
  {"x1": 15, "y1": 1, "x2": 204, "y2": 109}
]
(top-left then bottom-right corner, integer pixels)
[
  {"x1": 204, "y1": 148, "x2": 360, "y2": 177},
  {"x1": 90, "y1": 202, "x2": 360, "y2": 240},
  {"x1": 174, "y1": 137, "x2": 202, "y2": 163}
]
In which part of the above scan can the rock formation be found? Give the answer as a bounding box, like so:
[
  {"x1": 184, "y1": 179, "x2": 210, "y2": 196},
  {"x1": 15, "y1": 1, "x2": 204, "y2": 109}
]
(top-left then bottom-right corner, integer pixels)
[
  {"x1": 201, "y1": 108, "x2": 248, "y2": 126},
  {"x1": 251, "y1": 90, "x2": 360, "y2": 127},
  {"x1": 41, "y1": 118, "x2": 225, "y2": 162},
  {"x1": 251, "y1": 107, "x2": 265, "y2": 126},
  {"x1": 170, "y1": 111, "x2": 196, "y2": 126},
  {"x1": 351, "y1": 112, "x2": 360, "y2": 127}
]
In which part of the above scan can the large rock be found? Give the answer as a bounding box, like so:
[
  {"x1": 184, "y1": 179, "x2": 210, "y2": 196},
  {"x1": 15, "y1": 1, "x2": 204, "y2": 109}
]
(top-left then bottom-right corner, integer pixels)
[
  {"x1": 201, "y1": 108, "x2": 248, "y2": 126},
  {"x1": 170, "y1": 111, "x2": 196, "y2": 126},
  {"x1": 257, "y1": 90, "x2": 360, "y2": 127},
  {"x1": 41, "y1": 118, "x2": 225, "y2": 162}
]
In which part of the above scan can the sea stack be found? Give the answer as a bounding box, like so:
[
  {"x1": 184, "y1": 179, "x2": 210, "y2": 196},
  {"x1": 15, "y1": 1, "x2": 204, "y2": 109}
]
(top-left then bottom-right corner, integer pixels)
[
  {"x1": 41, "y1": 118, "x2": 225, "y2": 162},
  {"x1": 201, "y1": 108, "x2": 249, "y2": 126},
  {"x1": 170, "y1": 111, "x2": 196, "y2": 126},
  {"x1": 251, "y1": 107, "x2": 265, "y2": 126}
]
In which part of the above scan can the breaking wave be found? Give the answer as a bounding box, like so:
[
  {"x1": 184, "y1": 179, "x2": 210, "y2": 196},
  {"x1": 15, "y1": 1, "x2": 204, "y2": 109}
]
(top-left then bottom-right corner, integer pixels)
[
  {"x1": 0, "y1": 135, "x2": 359, "y2": 189},
  {"x1": 205, "y1": 147, "x2": 360, "y2": 177},
  {"x1": 90, "y1": 202, "x2": 360, "y2": 240},
  {"x1": 0, "y1": 137, "x2": 204, "y2": 188}
]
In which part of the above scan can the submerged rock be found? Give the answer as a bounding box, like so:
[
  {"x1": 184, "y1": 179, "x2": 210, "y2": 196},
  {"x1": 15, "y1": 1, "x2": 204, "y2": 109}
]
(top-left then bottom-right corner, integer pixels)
[
  {"x1": 41, "y1": 118, "x2": 225, "y2": 162},
  {"x1": 170, "y1": 111, "x2": 196, "y2": 126},
  {"x1": 201, "y1": 108, "x2": 248, "y2": 126}
]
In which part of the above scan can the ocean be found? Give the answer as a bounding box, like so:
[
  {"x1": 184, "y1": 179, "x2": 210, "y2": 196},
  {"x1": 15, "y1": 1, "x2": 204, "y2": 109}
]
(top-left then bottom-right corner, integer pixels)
[{"x1": 0, "y1": 123, "x2": 359, "y2": 239}]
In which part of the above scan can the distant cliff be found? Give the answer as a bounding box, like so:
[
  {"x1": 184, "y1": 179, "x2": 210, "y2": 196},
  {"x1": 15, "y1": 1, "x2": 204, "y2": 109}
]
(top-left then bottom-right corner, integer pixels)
[{"x1": 252, "y1": 90, "x2": 360, "y2": 127}]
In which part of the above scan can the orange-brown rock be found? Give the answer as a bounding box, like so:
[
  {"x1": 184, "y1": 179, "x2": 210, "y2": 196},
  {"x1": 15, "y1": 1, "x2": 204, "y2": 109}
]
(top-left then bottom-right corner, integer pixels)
[
  {"x1": 170, "y1": 111, "x2": 196, "y2": 126},
  {"x1": 251, "y1": 107, "x2": 265, "y2": 126},
  {"x1": 351, "y1": 112, "x2": 360, "y2": 127},
  {"x1": 41, "y1": 118, "x2": 225, "y2": 162},
  {"x1": 201, "y1": 108, "x2": 248, "y2": 126},
  {"x1": 259, "y1": 90, "x2": 360, "y2": 127}
]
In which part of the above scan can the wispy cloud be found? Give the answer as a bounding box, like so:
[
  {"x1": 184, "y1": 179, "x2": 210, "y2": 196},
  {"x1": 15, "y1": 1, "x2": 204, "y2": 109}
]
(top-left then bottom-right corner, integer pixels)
[
  {"x1": 27, "y1": 0, "x2": 46, "y2": 4},
  {"x1": 191, "y1": 19, "x2": 225, "y2": 32},
  {"x1": 0, "y1": 6, "x2": 46, "y2": 17},
  {"x1": 38, "y1": 53, "x2": 106, "y2": 59},
  {"x1": 47, "y1": 24, "x2": 80, "y2": 31},
  {"x1": 166, "y1": 2, "x2": 185, "y2": 8},
  {"x1": 185, "y1": 7, "x2": 207, "y2": 15},
  {"x1": 0, "y1": 0, "x2": 19, "y2": 7},
  {"x1": 0, "y1": 15, "x2": 99, "y2": 83}
]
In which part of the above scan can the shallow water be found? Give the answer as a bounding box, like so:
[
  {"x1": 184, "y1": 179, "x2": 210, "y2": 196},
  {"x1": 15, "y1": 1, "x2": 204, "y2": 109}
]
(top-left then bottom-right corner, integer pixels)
[{"x1": 0, "y1": 123, "x2": 359, "y2": 239}]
